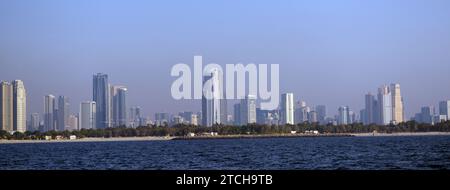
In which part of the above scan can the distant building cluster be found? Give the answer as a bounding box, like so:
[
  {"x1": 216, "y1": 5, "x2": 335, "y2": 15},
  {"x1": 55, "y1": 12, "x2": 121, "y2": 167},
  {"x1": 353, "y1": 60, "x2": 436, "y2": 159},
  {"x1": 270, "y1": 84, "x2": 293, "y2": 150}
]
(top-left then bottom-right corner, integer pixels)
[
  {"x1": 360, "y1": 84, "x2": 405, "y2": 125},
  {"x1": 412, "y1": 101, "x2": 450, "y2": 125},
  {"x1": 2, "y1": 75, "x2": 450, "y2": 133}
]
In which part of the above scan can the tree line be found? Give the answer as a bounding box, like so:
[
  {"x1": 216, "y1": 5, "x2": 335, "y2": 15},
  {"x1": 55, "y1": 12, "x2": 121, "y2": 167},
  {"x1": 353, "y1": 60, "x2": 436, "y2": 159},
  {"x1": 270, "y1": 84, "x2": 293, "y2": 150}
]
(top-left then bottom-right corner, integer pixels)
[{"x1": 1, "y1": 120, "x2": 450, "y2": 140}]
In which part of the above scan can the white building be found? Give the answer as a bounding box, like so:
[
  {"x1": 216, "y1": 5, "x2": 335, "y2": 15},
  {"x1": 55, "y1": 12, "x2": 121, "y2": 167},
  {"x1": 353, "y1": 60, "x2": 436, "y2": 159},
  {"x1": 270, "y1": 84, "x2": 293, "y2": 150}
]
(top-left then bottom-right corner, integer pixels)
[
  {"x1": 202, "y1": 68, "x2": 226, "y2": 126},
  {"x1": 439, "y1": 100, "x2": 450, "y2": 121},
  {"x1": 378, "y1": 85, "x2": 393, "y2": 125},
  {"x1": 67, "y1": 114, "x2": 78, "y2": 131},
  {"x1": 80, "y1": 101, "x2": 96, "y2": 129},
  {"x1": 12, "y1": 80, "x2": 26, "y2": 132},
  {"x1": 281, "y1": 93, "x2": 294, "y2": 125},
  {"x1": 240, "y1": 95, "x2": 257, "y2": 125}
]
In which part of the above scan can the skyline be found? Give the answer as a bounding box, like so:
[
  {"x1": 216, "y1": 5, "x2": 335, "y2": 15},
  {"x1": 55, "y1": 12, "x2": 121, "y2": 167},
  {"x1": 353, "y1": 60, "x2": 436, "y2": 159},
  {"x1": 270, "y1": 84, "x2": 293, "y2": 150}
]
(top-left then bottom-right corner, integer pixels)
[
  {"x1": 1, "y1": 0, "x2": 450, "y2": 118},
  {"x1": 2, "y1": 75, "x2": 450, "y2": 131}
]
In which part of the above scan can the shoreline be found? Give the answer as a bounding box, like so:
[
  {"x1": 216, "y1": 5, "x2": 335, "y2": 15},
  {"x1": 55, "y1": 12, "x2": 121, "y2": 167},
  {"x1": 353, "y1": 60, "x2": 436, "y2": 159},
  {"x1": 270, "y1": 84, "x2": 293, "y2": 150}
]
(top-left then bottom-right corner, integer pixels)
[
  {"x1": 0, "y1": 136, "x2": 174, "y2": 144},
  {"x1": 1, "y1": 132, "x2": 450, "y2": 144},
  {"x1": 351, "y1": 131, "x2": 450, "y2": 137}
]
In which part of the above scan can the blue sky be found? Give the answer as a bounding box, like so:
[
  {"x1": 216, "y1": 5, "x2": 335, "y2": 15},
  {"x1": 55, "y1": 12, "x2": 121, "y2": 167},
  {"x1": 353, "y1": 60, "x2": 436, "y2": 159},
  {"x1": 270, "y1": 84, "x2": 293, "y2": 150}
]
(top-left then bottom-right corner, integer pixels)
[{"x1": 1, "y1": 0, "x2": 450, "y2": 119}]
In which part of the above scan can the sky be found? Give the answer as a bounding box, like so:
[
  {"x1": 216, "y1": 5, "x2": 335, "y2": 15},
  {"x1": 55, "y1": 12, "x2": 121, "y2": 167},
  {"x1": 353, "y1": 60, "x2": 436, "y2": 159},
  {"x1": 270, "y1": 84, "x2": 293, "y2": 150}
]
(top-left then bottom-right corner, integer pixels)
[{"x1": 1, "y1": 0, "x2": 450, "y2": 119}]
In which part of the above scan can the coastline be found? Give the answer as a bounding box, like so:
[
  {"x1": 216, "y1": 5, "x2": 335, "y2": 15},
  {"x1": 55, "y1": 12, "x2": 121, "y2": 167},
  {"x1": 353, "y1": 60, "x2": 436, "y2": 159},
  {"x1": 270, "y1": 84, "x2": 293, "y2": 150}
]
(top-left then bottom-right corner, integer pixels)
[
  {"x1": 0, "y1": 136, "x2": 174, "y2": 144},
  {"x1": 351, "y1": 131, "x2": 450, "y2": 137},
  {"x1": 1, "y1": 132, "x2": 450, "y2": 144}
]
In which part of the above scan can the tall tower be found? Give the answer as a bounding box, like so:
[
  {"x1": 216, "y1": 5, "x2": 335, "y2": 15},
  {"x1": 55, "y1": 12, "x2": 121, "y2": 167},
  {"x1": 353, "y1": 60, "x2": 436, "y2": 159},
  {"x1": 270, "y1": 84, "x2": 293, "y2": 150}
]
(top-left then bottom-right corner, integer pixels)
[
  {"x1": 44, "y1": 94, "x2": 56, "y2": 131},
  {"x1": 378, "y1": 85, "x2": 392, "y2": 125},
  {"x1": 280, "y1": 93, "x2": 294, "y2": 125},
  {"x1": 390, "y1": 83, "x2": 404, "y2": 124},
  {"x1": 80, "y1": 101, "x2": 96, "y2": 129},
  {"x1": 439, "y1": 100, "x2": 450, "y2": 121},
  {"x1": 240, "y1": 95, "x2": 257, "y2": 125},
  {"x1": 202, "y1": 68, "x2": 224, "y2": 127},
  {"x1": 0, "y1": 81, "x2": 13, "y2": 132},
  {"x1": 364, "y1": 93, "x2": 375, "y2": 125},
  {"x1": 111, "y1": 85, "x2": 127, "y2": 127},
  {"x1": 93, "y1": 73, "x2": 110, "y2": 129},
  {"x1": 338, "y1": 106, "x2": 349, "y2": 125},
  {"x1": 57, "y1": 96, "x2": 69, "y2": 131},
  {"x1": 12, "y1": 80, "x2": 26, "y2": 132}
]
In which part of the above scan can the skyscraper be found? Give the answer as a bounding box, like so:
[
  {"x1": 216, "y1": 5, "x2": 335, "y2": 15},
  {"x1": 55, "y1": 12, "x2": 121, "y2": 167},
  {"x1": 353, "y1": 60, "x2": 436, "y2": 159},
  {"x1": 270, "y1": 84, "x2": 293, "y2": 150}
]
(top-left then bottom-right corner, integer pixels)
[
  {"x1": 12, "y1": 80, "x2": 26, "y2": 132},
  {"x1": 80, "y1": 101, "x2": 96, "y2": 129},
  {"x1": 315, "y1": 105, "x2": 327, "y2": 124},
  {"x1": 67, "y1": 114, "x2": 78, "y2": 131},
  {"x1": 240, "y1": 95, "x2": 257, "y2": 125},
  {"x1": 129, "y1": 106, "x2": 141, "y2": 127},
  {"x1": 439, "y1": 100, "x2": 450, "y2": 121},
  {"x1": 57, "y1": 96, "x2": 69, "y2": 131},
  {"x1": 364, "y1": 93, "x2": 376, "y2": 125},
  {"x1": 202, "y1": 68, "x2": 226, "y2": 127},
  {"x1": 30, "y1": 113, "x2": 40, "y2": 132},
  {"x1": 378, "y1": 85, "x2": 392, "y2": 125},
  {"x1": 338, "y1": 106, "x2": 349, "y2": 125},
  {"x1": 390, "y1": 83, "x2": 404, "y2": 124},
  {"x1": 44, "y1": 94, "x2": 56, "y2": 131},
  {"x1": 295, "y1": 101, "x2": 309, "y2": 124},
  {"x1": 420, "y1": 106, "x2": 434, "y2": 124},
  {"x1": 280, "y1": 93, "x2": 294, "y2": 125},
  {"x1": 93, "y1": 73, "x2": 110, "y2": 129},
  {"x1": 0, "y1": 81, "x2": 13, "y2": 132},
  {"x1": 308, "y1": 110, "x2": 318, "y2": 123},
  {"x1": 111, "y1": 85, "x2": 127, "y2": 127},
  {"x1": 155, "y1": 112, "x2": 170, "y2": 126},
  {"x1": 233, "y1": 103, "x2": 241, "y2": 126}
]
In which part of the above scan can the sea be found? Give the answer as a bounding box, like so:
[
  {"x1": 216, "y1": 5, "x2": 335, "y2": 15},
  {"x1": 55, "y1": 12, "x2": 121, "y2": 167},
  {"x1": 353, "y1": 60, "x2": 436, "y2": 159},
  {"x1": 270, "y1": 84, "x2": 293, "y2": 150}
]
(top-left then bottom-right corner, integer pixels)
[{"x1": 1, "y1": 135, "x2": 449, "y2": 170}]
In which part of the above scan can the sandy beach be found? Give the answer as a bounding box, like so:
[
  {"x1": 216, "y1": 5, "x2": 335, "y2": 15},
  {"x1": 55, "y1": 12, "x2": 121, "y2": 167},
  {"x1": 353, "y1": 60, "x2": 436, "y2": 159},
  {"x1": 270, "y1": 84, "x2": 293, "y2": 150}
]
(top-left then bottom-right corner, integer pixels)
[
  {"x1": 351, "y1": 132, "x2": 450, "y2": 137},
  {"x1": 0, "y1": 136, "x2": 174, "y2": 144},
  {"x1": 1, "y1": 132, "x2": 450, "y2": 144}
]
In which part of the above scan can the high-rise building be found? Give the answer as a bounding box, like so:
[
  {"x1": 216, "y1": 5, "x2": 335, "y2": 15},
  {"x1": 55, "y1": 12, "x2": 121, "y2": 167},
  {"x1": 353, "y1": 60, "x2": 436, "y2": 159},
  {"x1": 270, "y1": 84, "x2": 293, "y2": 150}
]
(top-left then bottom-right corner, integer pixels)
[
  {"x1": 129, "y1": 106, "x2": 141, "y2": 127},
  {"x1": 348, "y1": 110, "x2": 355, "y2": 124},
  {"x1": 155, "y1": 112, "x2": 170, "y2": 126},
  {"x1": 315, "y1": 105, "x2": 327, "y2": 124},
  {"x1": 439, "y1": 100, "x2": 450, "y2": 121},
  {"x1": 191, "y1": 114, "x2": 199, "y2": 126},
  {"x1": 93, "y1": 73, "x2": 110, "y2": 129},
  {"x1": 12, "y1": 80, "x2": 26, "y2": 132},
  {"x1": 378, "y1": 85, "x2": 393, "y2": 125},
  {"x1": 179, "y1": 111, "x2": 193, "y2": 124},
  {"x1": 57, "y1": 96, "x2": 69, "y2": 131},
  {"x1": 420, "y1": 106, "x2": 435, "y2": 124},
  {"x1": 240, "y1": 95, "x2": 257, "y2": 125},
  {"x1": 233, "y1": 103, "x2": 241, "y2": 126},
  {"x1": 67, "y1": 114, "x2": 78, "y2": 131},
  {"x1": 111, "y1": 85, "x2": 127, "y2": 127},
  {"x1": 80, "y1": 101, "x2": 96, "y2": 129},
  {"x1": 30, "y1": 113, "x2": 40, "y2": 132},
  {"x1": 256, "y1": 108, "x2": 268, "y2": 125},
  {"x1": 360, "y1": 109, "x2": 366, "y2": 124},
  {"x1": 390, "y1": 83, "x2": 404, "y2": 124},
  {"x1": 44, "y1": 94, "x2": 56, "y2": 131},
  {"x1": 0, "y1": 81, "x2": 13, "y2": 132},
  {"x1": 338, "y1": 106, "x2": 349, "y2": 125},
  {"x1": 295, "y1": 101, "x2": 309, "y2": 124},
  {"x1": 364, "y1": 93, "x2": 376, "y2": 125},
  {"x1": 280, "y1": 93, "x2": 294, "y2": 125},
  {"x1": 308, "y1": 110, "x2": 318, "y2": 123},
  {"x1": 202, "y1": 68, "x2": 226, "y2": 127}
]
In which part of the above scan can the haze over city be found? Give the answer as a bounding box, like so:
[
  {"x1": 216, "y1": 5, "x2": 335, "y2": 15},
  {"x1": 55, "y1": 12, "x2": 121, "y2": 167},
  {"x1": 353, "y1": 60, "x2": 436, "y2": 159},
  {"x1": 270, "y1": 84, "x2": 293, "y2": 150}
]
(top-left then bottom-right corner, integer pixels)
[{"x1": 1, "y1": 0, "x2": 450, "y2": 119}]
